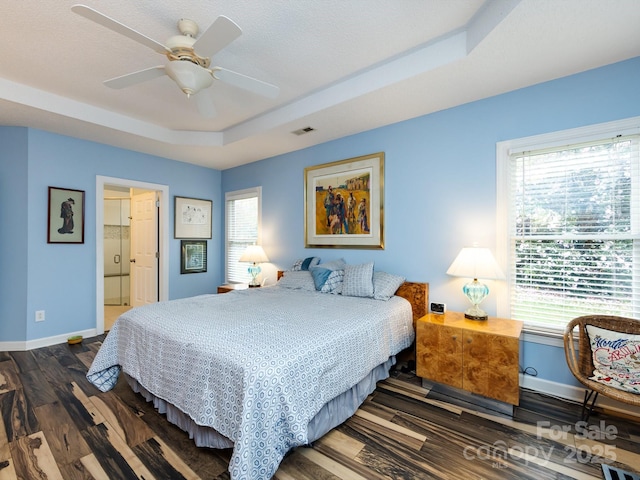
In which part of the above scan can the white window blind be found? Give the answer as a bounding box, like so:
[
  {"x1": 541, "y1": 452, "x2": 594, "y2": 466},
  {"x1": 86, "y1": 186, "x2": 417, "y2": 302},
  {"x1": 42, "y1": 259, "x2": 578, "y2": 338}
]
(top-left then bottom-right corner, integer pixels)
[
  {"x1": 225, "y1": 187, "x2": 261, "y2": 283},
  {"x1": 505, "y1": 134, "x2": 640, "y2": 329}
]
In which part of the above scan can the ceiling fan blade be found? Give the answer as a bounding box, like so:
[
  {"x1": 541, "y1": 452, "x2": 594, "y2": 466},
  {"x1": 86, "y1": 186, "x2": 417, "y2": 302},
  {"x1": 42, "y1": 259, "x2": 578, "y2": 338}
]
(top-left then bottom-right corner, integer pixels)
[
  {"x1": 104, "y1": 66, "x2": 166, "y2": 89},
  {"x1": 195, "y1": 91, "x2": 217, "y2": 118},
  {"x1": 193, "y1": 16, "x2": 242, "y2": 58},
  {"x1": 71, "y1": 4, "x2": 170, "y2": 55},
  {"x1": 214, "y1": 67, "x2": 279, "y2": 99}
]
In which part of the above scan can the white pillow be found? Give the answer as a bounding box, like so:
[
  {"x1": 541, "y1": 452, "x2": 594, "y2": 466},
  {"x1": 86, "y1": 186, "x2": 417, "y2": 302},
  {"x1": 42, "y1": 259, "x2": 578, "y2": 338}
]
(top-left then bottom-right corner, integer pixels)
[
  {"x1": 373, "y1": 271, "x2": 405, "y2": 301},
  {"x1": 318, "y1": 258, "x2": 346, "y2": 271},
  {"x1": 277, "y1": 271, "x2": 316, "y2": 291},
  {"x1": 341, "y1": 261, "x2": 374, "y2": 298}
]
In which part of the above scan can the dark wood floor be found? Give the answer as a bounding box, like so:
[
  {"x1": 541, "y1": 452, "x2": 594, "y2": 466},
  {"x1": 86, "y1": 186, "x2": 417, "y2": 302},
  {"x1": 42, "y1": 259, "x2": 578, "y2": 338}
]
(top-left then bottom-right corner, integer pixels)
[{"x1": 1, "y1": 334, "x2": 639, "y2": 480}]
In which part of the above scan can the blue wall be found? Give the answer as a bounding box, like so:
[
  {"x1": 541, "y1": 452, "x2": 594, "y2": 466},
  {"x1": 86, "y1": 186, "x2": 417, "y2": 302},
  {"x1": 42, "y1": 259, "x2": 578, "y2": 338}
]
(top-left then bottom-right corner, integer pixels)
[
  {"x1": 2, "y1": 57, "x2": 639, "y2": 388},
  {"x1": 0, "y1": 127, "x2": 30, "y2": 342},
  {"x1": 0, "y1": 129, "x2": 222, "y2": 342},
  {"x1": 222, "y1": 57, "x2": 640, "y2": 386}
]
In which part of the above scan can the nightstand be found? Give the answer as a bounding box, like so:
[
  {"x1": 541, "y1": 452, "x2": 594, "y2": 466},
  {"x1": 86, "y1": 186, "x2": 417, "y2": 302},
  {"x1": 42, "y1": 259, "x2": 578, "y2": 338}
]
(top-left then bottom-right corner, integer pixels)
[
  {"x1": 217, "y1": 284, "x2": 248, "y2": 294},
  {"x1": 416, "y1": 311, "x2": 523, "y2": 408}
]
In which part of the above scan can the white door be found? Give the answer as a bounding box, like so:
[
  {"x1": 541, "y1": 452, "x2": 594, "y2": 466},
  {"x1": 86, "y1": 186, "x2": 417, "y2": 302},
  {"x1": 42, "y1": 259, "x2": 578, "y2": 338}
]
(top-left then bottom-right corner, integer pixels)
[{"x1": 130, "y1": 191, "x2": 158, "y2": 306}]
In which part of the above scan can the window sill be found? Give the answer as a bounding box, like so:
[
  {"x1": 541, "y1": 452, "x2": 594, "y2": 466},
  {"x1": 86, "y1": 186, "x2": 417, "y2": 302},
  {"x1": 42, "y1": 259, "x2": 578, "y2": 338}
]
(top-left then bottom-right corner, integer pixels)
[{"x1": 522, "y1": 324, "x2": 565, "y2": 348}]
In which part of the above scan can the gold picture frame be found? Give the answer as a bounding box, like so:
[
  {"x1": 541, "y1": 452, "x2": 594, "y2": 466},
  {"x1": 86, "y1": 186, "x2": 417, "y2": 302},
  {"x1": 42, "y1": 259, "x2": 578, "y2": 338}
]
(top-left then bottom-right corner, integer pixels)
[{"x1": 304, "y1": 152, "x2": 384, "y2": 249}]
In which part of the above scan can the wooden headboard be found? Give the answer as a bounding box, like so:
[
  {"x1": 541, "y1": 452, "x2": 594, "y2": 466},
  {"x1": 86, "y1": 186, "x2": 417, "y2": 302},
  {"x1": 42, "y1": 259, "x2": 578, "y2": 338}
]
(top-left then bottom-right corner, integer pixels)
[
  {"x1": 396, "y1": 281, "x2": 429, "y2": 364},
  {"x1": 396, "y1": 281, "x2": 429, "y2": 330}
]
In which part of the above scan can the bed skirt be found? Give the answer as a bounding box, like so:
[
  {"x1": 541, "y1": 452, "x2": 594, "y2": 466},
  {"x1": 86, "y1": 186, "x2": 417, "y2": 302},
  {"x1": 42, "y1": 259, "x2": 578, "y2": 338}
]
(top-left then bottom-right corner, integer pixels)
[{"x1": 125, "y1": 356, "x2": 396, "y2": 449}]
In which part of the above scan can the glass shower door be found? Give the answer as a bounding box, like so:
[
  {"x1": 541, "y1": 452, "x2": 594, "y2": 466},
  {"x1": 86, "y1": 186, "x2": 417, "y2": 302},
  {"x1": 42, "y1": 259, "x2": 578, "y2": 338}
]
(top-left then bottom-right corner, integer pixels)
[{"x1": 104, "y1": 198, "x2": 131, "y2": 306}]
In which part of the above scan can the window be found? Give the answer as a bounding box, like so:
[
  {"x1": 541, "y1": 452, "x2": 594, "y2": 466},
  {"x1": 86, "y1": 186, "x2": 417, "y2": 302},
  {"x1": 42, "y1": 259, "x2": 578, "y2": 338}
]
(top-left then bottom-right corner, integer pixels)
[
  {"x1": 497, "y1": 118, "x2": 640, "y2": 331},
  {"x1": 225, "y1": 187, "x2": 261, "y2": 283}
]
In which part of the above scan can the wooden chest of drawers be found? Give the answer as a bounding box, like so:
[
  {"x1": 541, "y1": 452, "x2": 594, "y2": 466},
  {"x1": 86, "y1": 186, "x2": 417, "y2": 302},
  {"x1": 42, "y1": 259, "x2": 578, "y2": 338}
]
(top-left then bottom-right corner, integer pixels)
[{"x1": 416, "y1": 311, "x2": 523, "y2": 405}]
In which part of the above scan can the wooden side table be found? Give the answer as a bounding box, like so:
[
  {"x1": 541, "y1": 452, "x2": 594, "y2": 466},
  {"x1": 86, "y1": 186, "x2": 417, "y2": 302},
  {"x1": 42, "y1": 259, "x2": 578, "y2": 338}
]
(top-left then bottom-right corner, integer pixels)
[{"x1": 416, "y1": 311, "x2": 523, "y2": 407}]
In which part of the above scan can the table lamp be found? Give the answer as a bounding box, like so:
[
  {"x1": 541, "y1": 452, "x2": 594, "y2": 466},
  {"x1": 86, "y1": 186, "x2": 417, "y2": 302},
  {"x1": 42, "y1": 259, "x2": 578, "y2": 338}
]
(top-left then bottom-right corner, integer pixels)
[
  {"x1": 239, "y1": 245, "x2": 269, "y2": 287},
  {"x1": 446, "y1": 246, "x2": 505, "y2": 320}
]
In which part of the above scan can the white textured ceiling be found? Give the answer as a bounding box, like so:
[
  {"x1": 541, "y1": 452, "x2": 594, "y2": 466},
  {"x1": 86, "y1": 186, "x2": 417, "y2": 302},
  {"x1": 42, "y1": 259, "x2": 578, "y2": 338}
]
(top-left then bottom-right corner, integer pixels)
[{"x1": 1, "y1": 0, "x2": 639, "y2": 170}]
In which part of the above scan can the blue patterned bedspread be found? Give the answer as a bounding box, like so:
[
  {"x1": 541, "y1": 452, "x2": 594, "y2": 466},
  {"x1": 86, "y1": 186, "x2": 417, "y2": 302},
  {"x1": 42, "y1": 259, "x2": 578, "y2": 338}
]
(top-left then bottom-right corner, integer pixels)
[{"x1": 87, "y1": 286, "x2": 414, "y2": 480}]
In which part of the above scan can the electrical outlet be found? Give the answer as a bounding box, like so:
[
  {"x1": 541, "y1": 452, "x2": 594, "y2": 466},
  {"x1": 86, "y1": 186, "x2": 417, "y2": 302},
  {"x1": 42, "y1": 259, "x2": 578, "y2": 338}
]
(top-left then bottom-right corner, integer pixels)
[{"x1": 35, "y1": 310, "x2": 45, "y2": 322}]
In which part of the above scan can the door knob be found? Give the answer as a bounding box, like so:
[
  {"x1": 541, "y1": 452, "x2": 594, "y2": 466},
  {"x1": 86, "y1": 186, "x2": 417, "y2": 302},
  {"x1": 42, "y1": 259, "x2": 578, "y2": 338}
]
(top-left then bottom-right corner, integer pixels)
[{"x1": 130, "y1": 258, "x2": 136, "y2": 263}]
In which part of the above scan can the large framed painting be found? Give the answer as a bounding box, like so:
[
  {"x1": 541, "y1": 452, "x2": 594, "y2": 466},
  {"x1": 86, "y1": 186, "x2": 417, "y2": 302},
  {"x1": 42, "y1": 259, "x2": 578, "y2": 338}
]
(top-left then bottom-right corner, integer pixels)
[
  {"x1": 174, "y1": 196, "x2": 212, "y2": 239},
  {"x1": 48, "y1": 186, "x2": 85, "y2": 244},
  {"x1": 180, "y1": 240, "x2": 207, "y2": 274},
  {"x1": 304, "y1": 152, "x2": 384, "y2": 249}
]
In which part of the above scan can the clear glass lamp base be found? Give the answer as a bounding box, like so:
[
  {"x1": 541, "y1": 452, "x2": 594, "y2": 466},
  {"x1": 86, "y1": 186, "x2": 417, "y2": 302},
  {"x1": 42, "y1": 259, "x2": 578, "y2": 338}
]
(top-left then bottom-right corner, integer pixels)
[
  {"x1": 248, "y1": 264, "x2": 261, "y2": 287},
  {"x1": 463, "y1": 279, "x2": 489, "y2": 320}
]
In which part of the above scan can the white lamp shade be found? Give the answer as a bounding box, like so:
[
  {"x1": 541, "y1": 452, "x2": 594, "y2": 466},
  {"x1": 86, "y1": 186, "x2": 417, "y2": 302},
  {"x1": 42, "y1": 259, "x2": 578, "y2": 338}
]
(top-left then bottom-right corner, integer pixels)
[
  {"x1": 239, "y1": 245, "x2": 269, "y2": 263},
  {"x1": 446, "y1": 247, "x2": 505, "y2": 280},
  {"x1": 165, "y1": 61, "x2": 213, "y2": 95}
]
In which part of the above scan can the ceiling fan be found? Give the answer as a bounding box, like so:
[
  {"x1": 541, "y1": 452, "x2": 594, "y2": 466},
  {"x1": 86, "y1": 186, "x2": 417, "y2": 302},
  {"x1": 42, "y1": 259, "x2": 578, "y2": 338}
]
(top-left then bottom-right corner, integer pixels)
[{"x1": 71, "y1": 4, "x2": 279, "y2": 117}]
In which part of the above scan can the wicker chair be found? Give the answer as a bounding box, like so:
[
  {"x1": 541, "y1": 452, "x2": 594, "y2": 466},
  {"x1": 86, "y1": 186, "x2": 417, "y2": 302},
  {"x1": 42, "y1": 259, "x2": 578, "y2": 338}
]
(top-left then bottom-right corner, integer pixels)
[{"x1": 564, "y1": 315, "x2": 640, "y2": 420}]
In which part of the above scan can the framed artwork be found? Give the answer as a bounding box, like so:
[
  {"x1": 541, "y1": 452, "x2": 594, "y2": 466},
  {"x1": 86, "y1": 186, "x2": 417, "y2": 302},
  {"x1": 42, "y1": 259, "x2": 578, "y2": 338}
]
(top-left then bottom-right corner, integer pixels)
[
  {"x1": 181, "y1": 240, "x2": 207, "y2": 274},
  {"x1": 174, "y1": 196, "x2": 212, "y2": 239},
  {"x1": 48, "y1": 186, "x2": 85, "y2": 244},
  {"x1": 304, "y1": 152, "x2": 384, "y2": 249}
]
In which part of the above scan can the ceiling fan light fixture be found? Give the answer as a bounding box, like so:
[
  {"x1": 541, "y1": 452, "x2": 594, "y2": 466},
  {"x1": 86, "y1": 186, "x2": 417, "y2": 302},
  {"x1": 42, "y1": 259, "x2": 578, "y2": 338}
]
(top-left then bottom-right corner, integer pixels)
[
  {"x1": 72, "y1": 5, "x2": 278, "y2": 115},
  {"x1": 165, "y1": 61, "x2": 213, "y2": 96}
]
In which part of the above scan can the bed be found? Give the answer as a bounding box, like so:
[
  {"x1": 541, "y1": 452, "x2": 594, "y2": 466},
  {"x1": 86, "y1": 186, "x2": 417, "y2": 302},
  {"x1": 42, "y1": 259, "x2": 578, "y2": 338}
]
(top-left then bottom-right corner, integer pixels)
[{"x1": 87, "y1": 271, "x2": 427, "y2": 480}]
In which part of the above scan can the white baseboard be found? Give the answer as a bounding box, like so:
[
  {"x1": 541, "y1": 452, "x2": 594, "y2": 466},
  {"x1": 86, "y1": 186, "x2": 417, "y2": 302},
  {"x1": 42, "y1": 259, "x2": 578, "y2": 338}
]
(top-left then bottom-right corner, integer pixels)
[
  {"x1": 520, "y1": 373, "x2": 640, "y2": 418},
  {"x1": 0, "y1": 328, "x2": 98, "y2": 352}
]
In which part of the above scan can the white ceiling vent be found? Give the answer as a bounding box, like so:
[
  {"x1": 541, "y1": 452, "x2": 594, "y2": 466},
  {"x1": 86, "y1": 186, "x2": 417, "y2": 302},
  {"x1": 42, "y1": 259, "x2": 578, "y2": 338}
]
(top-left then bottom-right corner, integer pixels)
[{"x1": 292, "y1": 126, "x2": 316, "y2": 136}]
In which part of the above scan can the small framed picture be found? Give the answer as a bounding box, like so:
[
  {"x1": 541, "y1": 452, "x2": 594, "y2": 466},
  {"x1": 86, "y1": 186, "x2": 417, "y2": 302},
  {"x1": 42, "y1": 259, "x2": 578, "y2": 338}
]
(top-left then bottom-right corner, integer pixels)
[
  {"x1": 48, "y1": 187, "x2": 85, "y2": 244},
  {"x1": 181, "y1": 240, "x2": 207, "y2": 274},
  {"x1": 174, "y1": 196, "x2": 212, "y2": 239}
]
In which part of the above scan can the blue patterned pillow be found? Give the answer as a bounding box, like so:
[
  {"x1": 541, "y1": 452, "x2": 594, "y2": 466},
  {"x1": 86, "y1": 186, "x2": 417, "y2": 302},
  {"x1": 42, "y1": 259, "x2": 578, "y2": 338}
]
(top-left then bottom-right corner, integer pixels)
[
  {"x1": 322, "y1": 269, "x2": 345, "y2": 294},
  {"x1": 290, "y1": 257, "x2": 321, "y2": 271},
  {"x1": 310, "y1": 258, "x2": 346, "y2": 293},
  {"x1": 342, "y1": 261, "x2": 375, "y2": 298},
  {"x1": 373, "y1": 271, "x2": 405, "y2": 300},
  {"x1": 310, "y1": 267, "x2": 332, "y2": 289}
]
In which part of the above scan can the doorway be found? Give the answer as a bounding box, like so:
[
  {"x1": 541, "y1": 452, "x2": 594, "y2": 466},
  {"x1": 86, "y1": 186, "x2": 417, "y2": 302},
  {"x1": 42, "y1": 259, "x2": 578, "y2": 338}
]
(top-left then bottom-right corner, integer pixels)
[{"x1": 96, "y1": 176, "x2": 170, "y2": 335}]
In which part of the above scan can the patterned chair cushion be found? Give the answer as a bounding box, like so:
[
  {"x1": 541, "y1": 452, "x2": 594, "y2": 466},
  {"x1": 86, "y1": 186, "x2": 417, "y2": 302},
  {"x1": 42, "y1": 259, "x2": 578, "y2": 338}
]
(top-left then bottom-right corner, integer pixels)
[{"x1": 586, "y1": 325, "x2": 640, "y2": 394}]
